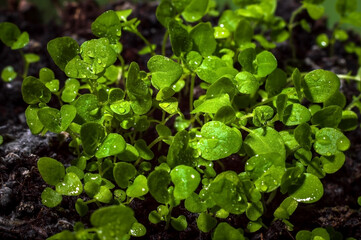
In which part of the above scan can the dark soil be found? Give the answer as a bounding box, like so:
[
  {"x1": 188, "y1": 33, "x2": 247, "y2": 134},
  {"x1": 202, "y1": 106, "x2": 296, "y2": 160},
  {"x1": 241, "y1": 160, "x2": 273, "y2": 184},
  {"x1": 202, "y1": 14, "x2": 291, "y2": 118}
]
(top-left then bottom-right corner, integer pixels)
[{"x1": 0, "y1": 1, "x2": 360, "y2": 240}]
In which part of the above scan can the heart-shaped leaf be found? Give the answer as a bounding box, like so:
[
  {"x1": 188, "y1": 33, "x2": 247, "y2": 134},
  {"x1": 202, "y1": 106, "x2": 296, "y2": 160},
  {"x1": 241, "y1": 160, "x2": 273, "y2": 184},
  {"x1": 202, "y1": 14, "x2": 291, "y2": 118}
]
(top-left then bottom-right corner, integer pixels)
[
  {"x1": 126, "y1": 175, "x2": 149, "y2": 198},
  {"x1": 37, "y1": 157, "x2": 65, "y2": 186},
  {"x1": 95, "y1": 133, "x2": 126, "y2": 158},
  {"x1": 198, "y1": 121, "x2": 242, "y2": 160},
  {"x1": 56, "y1": 172, "x2": 83, "y2": 196},
  {"x1": 41, "y1": 187, "x2": 62, "y2": 208},
  {"x1": 170, "y1": 165, "x2": 200, "y2": 200},
  {"x1": 148, "y1": 55, "x2": 183, "y2": 89}
]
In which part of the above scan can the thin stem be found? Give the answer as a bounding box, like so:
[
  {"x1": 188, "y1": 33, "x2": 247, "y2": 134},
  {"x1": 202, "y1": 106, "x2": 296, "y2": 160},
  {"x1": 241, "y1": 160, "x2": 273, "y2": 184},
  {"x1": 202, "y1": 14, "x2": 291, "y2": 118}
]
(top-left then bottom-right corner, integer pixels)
[
  {"x1": 288, "y1": 6, "x2": 305, "y2": 59},
  {"x1": 346, "y1": 93, "x2": 361, "y2": 110},
  {"x1": 337, "y1": 74, "x2": 361, "y2": 82},
  {"x1": 240, "y1": 125, "x2": 253, "y2": 133},
  {"x1": 19, "y1": 50, "x2": 29, "y2": 78},
  {"x1": 117, "y1": 54, "x2": 125, "y2": 86},
  {"x1": 162, "y1": 29, "x2": 169, "y2": 57},
  {"x1": 189, "y1": 73, "x2": 196, "y2": 113},
  {"x1": 134, "y1": 30, "x2": 155, "y2": 56}
]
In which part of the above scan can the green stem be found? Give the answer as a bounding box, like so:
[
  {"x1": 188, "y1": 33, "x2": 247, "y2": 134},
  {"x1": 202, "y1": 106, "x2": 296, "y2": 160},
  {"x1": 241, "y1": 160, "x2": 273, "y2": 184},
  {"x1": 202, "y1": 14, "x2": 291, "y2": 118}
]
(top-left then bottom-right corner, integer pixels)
[
  {"x1": 189, "y1": 73, "x2": 196, "y2": 113},
  {"x1": 117, "y1": 54, "x2": 125, "y2": 86},
  {"x1": 162, "y1": 29, "x2": 169, "y2": 57},
  {"x1": 346, "y1": 93, "x2": 361, "y2": 110},
  {"x1": 266, "y1": 191, "x2": 277, "y2": 205},
  {"x1": 337, "y1": 74, "x2": 361, "y2": 82},
  {"x1": 19, "y1": 50, "x2": 29, "y2": 78},
  {"x1": 288, "y1": 6, "x2": 305, "y2": 59},
  {"x1": 67, "y1": 129, "x2": 80, "y2": 157},
  {"x1": 240, "y1": 125, "x2": 253, "y2": 133},
  {"x1": 134, "y1": 30, "x2": 155, "y2": 56},
  {"x1": 165, "y1": 206, "x2": 173, "y2": 230}
]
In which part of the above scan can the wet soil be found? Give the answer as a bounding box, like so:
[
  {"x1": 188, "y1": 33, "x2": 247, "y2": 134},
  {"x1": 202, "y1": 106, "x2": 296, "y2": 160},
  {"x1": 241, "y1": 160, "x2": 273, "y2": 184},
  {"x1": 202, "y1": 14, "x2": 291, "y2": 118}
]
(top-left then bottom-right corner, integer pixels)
[{"x1": 0, "y1": 0, "x2": 360, "y2": 239}]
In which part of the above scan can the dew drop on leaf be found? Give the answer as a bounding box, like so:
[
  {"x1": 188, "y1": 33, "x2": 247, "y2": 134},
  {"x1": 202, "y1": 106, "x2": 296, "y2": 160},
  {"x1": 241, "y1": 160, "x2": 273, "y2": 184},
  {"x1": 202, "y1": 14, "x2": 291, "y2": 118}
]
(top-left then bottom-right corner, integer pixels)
[{"x1": 336, "y1": 136, "x2": 350, "y2": 151}]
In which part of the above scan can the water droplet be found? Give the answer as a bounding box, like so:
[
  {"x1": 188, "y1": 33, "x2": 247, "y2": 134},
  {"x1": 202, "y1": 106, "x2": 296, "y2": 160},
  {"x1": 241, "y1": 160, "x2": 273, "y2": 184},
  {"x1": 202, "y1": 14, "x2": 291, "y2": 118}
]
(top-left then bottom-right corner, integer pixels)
[{"x1": 336, "y1": 136, "x2": 350, "y2": 151}]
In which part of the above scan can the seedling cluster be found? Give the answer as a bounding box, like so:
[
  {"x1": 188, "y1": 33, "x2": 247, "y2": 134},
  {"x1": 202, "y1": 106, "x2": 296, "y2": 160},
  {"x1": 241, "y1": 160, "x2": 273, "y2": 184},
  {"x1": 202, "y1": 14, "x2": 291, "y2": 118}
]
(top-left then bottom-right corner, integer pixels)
[{"x1": 1, "y1": 0, "x2": 361, "y2": 239}]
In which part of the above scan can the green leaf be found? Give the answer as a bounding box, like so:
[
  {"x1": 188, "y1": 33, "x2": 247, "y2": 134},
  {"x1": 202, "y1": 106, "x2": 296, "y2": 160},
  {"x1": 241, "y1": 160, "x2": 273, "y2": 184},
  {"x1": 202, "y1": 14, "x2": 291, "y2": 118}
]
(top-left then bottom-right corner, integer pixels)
[
  {"x1": 61, "y1": 78, "x2": 80, "y2": 103},
  {"x1": 266, "y1": 68, "x2": 287, "y2": 97},
  {"x1": 1, "y1": 66, "x2": 17, "y2": 82},
  {"x1": 94, "y1": 186, "x2": 113, "y2": 203},
  {"x1": 22, "y1": 76, "x2": 51, "y2": 104},
  {"x1": 168, "y1": 20, "x2": 192, "y2": 57},
  {"x1": 130, "y1": 222, "x2": 147, "y2": 237},
  {"x1": 197, "y1": 213, "x2": 217, "y2": 233},
  {"x1": 338, "y1": 110, "x2": 358, "y2": 131},
  {"x1": 110, "y1": 100, "x2": 131, "y2": 115},
  {"x1": 41, "y1": 187, "x2": 62, "y2": 208},
  {"x1": 80, "y1": 123, "x2": 105, "y2": 156},
  {"x1": 252, "y1": 105, "x2": 274, "y2": 127},
  {"x1": 170, "y1": 165, "x2": 200, "y2": 200},
  {"x1": 95, "y1": 133, "x2": 126, "y2": 158},
  {"x1": 148, "y1": 169, "x2": 171, "y2": 204},
  {"x1": 206, "y1": 76, "x2": 237, "y2": 99},
  {"x1": 159, "y1": 97, "x2": 179, "y2": 114},
  {"x1": 274, "y1": 197, "x2": 298, "y2": 219},
  {"x1": 282, "y1": 103, "x2": 311, "y2": 126},
  {"x1": 181, "y1": 0, "x2": 209, "y2": 22},
  {"x1": 196, "y1": 56, "x2": 236, "y2": 83},
  {"x1": 113, "y1": 162, "x2": 137, "y2": 189},
  {"x1": 209, "y1": 171, "x2": 248, "y2": 214},
  {"x1": 246, "y1": 201, "x2": 263, "y2": 221},
  {"x1": 213, "y1": 222, "x2": 245, "y2": 240},
  {"x1": 246, "y1": 153, "x2": 285, "y2": 192},
  {"x1": 91, "y1": 205, "x2": 136, "y2": 240},
  {"x1": 302, "y1": 70, "x2": 340, "y2": 103},
  {"x1": 199, "y1": 121, "x2": 242, "y2": 161},
  {"x1": 185, "y1": 51, "x2": 203, "y2": 71},
  {"x1": 234, "y1": 18, "x2": 253, "y2": 47},
  {"x1": 47, "y1": 37, "x2": 79, "y2": 71},
  {"x1": 190, "y1": 22, "x2": 217, "y2": 57},
  {"x1": 294, "y1": 123, "x2": 312, "y2": 150},
  {"x1": 56, "y1": 172, "x2": 83, "y2": 196},
  {"x1": 79, "y1": 38, "x2": 117, "y2": 74},
  {"x1": 24, "y1": 53, "x2": 40, "y2": 63},
  {"x1": 0, "y1": 22, "x2": 29, "y2": 49},
  {"x1": 290, "y1": 173, "x2": 323, "y2": 203},
  {"x1": 243, "y1": 127, "x2": 286, "y2": 160},
  {"x1": 314, "y1": 128, "x2": 349, "y2": 156},
  {"x1": 238, "y1": 48, "x2": 256, "y2": 73},
  {"x1": 316, "y1": 33, "x2": 329, "y2": 48},
  {"x1": 38, "y1": 105, "x2": 76, "y2": 133},
  {"x1": 247, "y1": 220, "x2": 263, "y2": 233},
  {"x1": 320, "y1": 152, "x2": 345, "y2": 174},
  {"x1": 214, "y1": 106, "x2": 236, "y2": 124},
  {"x1": 304, "y1": 3, "x2": 324, "y2": 20},
  {"x1": 75, "y1": 198, "x2": 89, "y2": 217},
  {"x1": 25, "y1": 106, "x2": 44, "y2": 134},
  {"x1": 192, "y1": 94, "x2": 231, "y2": 114},
  {"x1": 156, "y1": 0, "x2": 177, "y2": 27},
  {"x1": 276, "y1": 94, "x2": 288, "y2": 120},
  {"x1": 235, "y1": 71, "x2": 259, "y2": 95},
  {"x1": 214, "y1": 26, "x2": 230, "y2": 39},
  {"x1": 255, "y1": 51, "x2": 277, "y2": 77},
  {"x1": 37, "y1": 157, "x2": 65, "y2": 186},
  {"x1": 74, "y1": 94, "x2": 102, "y2": 123},
  {"x1": 134, "y1": 139, "x2": 154, "y2": 160},
  {"x1": 117, "y1": 144, "x2": 139, "y2": 162},
  {"x1": 147, "y1": 55, "x2": 183, "y2": 89},
  {"x1": 91, "y1": 10, "x2": 122, "y2": 43},
  {"x1": 171, "y1": 215, "x2": 188, "y2": 231},
  {"x1": 311, "y1": 105, "x2": 342, "y2": 128},
  {"x1": 292, "y1": 68, "x2": 303, "y2": 101},
  {"x1": 167, "y1": 130, "x2": 195, "y2": 168},
  {"x1": 336, "y1": 0, "x2": 356, "y2": 16},
  {"x1": 65, "y1": 56, "x2": 96, "y2": 79},
  {"x1": 126, "y1": 175, "x2": 149, "y2": 198},
  {"x1": 184, "y1": 193, "x2": 208, "y2": 213}
]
